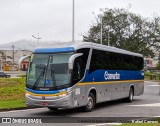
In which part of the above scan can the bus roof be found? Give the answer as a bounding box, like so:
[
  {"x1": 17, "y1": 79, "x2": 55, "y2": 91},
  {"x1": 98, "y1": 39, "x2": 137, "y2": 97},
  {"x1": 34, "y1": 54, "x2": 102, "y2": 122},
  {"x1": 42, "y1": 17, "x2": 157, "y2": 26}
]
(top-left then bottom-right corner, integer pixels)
[{"x1": 35, "y1": 41, "x2": 143, "y2": 57}]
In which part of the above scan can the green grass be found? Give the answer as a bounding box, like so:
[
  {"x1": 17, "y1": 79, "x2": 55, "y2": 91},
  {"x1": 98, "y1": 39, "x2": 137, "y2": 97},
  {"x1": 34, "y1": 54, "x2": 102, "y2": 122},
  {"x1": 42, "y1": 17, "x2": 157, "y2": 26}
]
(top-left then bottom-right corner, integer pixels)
[
  {"x1": 122, "y1": 118, "x2": 160, "y2": 126},
  {"x1": 17, "y1": 74, "x2": 26, "y2": 78},
  {"x1": 122, "y1": 124, "x2": 160, "y2": 126},
  {"x1": 0, "y1": 78, "x2": 26, "y2": 109},
  {"x1": 145, "y1": 72, "x2": 152, "y2": 76},
  {"x1": 144, "y1": 72, "x2": 160, "y2": 81},
  {"x1": 0, "y1": 100, "x2": 26, "y2": 109}
]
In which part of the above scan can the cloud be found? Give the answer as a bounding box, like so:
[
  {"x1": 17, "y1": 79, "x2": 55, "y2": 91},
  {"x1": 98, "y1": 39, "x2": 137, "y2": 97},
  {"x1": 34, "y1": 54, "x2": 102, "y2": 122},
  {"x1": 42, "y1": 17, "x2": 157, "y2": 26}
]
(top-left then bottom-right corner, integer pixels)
[{"x1": 0, "y1": 0, "x2": 160, "y2": 44}]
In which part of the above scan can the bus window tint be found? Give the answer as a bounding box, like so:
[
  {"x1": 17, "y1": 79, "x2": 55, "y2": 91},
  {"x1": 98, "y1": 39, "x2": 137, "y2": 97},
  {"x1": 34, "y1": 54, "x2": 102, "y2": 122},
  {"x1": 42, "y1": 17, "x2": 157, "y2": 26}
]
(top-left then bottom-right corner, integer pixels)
[
  {"x1": 72, "y1": 59, "x2": 82, "y2": 81},
  {"x1": 89, "y1": 49, "x2": 143, "y2": 73}
]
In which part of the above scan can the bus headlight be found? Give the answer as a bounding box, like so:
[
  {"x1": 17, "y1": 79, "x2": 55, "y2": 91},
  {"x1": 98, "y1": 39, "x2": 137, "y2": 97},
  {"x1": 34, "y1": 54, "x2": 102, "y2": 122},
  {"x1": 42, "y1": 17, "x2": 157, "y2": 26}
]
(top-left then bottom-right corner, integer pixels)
[
  {"x1": 25, "y1": 93, "x2": 30, "y2": 96},
  {"x1": 59, "y1": 94, "x2": 67, "y2": 97}
]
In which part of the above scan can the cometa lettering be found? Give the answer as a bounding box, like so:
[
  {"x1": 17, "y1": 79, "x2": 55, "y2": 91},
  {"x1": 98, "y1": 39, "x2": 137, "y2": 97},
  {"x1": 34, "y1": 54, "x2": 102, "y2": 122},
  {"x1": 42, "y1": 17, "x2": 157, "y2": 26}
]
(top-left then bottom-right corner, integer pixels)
[{"x1": 104, "y1": 71, "x2": 120, "y2": 80}]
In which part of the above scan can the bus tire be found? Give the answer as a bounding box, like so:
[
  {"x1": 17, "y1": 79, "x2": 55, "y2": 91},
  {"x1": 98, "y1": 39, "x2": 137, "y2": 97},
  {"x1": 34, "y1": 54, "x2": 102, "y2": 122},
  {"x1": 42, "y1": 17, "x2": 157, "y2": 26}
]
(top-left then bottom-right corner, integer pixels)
[
  {"x1": 83, "y1": 92, "x2": 96, "y2": 112},
  {"x1": 48, "y1": 107, "x2": 59, "y2": 111},
  {"x1": 126, "y1": 87, "x2": 134, "y2": 102}
]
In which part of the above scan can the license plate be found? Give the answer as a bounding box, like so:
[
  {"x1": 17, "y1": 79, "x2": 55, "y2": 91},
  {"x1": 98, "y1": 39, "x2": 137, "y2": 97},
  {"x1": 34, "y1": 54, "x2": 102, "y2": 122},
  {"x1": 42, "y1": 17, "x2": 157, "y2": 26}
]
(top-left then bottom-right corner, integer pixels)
[{"x1": 40, "y1": 102, "x2": 48, "y2": 106}]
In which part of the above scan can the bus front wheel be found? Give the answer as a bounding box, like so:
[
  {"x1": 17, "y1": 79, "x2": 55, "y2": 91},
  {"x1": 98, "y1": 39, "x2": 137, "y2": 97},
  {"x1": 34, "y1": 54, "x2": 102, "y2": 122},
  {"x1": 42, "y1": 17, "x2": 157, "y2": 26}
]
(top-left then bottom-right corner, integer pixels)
[{"x1": 83, "y1": 92, "x2": 96, "y2": 112}]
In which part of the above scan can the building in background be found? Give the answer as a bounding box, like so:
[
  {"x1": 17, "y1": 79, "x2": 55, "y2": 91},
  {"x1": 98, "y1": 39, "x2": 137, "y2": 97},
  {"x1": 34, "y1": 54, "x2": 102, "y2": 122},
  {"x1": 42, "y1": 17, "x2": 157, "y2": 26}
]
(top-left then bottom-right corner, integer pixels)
[
  {"x1": 144, "y1": 58, "x2": 153, "y2": 68},
  {"x1": 21, "y1": 59, "x2": 29, "y2": 71},
  {"x1": 144, "y1": 57, "x2": 159, "y2": 69},
  {"x1": 0, "y1": 50, "x2": 32, "y2": 71}
]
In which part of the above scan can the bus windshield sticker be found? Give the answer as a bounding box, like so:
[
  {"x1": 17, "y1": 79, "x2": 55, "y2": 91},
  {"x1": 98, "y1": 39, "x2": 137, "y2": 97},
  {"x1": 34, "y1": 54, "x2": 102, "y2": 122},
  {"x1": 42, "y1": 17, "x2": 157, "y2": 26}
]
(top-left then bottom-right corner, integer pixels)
[{"x1": 45, "y1": 80, "x2": 50, "y2": 85}]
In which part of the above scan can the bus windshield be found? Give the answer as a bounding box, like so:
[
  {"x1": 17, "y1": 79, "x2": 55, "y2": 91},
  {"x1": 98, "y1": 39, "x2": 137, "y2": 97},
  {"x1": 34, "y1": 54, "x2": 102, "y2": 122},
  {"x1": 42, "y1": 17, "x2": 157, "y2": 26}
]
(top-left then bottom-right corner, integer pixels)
[{"x1": 26, "y1": 53, "x2": 73, "y2": 90}]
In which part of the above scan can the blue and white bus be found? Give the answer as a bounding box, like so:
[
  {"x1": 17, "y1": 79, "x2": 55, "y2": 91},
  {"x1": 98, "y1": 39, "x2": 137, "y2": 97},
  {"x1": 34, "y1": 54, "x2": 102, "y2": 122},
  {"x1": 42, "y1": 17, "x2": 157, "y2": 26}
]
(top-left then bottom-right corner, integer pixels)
[{"x1": 25, "y1": 42, "x2": 144, "y2": 112}]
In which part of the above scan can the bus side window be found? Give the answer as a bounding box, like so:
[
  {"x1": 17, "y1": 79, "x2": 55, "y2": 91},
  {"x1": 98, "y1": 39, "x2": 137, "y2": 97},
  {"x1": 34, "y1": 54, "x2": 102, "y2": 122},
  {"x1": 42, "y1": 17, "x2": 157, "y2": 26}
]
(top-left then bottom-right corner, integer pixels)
[{"x1": 72, "y1": 59, "x2": 82, "y2": 83}]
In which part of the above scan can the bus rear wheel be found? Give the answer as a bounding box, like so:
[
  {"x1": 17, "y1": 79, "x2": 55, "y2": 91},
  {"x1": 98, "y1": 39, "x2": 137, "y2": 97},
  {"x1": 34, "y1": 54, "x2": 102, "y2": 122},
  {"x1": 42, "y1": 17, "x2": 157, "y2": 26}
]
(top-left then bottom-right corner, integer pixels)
[
  {"x1": 126, "y1": 87, "x2": 134, "y2": 102},
  {"x1": 83, "y1": 92, "x2": 96, "y2": 112},
  {"x1": 48, "y1": 107, "x2": 59, "y2": 111}
]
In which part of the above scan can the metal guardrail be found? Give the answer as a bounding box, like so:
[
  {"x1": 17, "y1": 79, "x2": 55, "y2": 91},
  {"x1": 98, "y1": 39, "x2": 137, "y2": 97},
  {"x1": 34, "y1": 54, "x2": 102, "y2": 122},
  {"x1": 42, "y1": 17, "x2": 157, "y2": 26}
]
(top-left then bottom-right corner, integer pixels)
[
  {"x1": 149, "y1": 74, "x2": 160, "y2": 80},
  {"x1": 149, "y1": 74, "x2": 160, "y2": 95}
]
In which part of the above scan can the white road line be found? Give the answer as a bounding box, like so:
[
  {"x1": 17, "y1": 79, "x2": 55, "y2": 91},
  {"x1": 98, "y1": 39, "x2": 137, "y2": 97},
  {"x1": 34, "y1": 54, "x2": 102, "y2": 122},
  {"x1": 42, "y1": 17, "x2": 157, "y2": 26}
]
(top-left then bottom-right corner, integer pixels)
[
  {"x1": 0, "y1": 108, "x2": 44, "y2": 113},
  {"x1": 85, "y1": 123, "x2": 122, "y2": 126},
  {"x1": 147, "y1": 85, "x2": 160, "y2": 87},
  {"x1": 145, "y1": 81, "x2": 159, "y2": 84},
  {"x1": 10, "y1": 77, "x2": 21, "y2": 78},
  {"x1": 128, "y1": 103, "x2": 160, "y2": 107},
  {"x1": 154, "y1": 116, "x2": 160, "y2": 117}
]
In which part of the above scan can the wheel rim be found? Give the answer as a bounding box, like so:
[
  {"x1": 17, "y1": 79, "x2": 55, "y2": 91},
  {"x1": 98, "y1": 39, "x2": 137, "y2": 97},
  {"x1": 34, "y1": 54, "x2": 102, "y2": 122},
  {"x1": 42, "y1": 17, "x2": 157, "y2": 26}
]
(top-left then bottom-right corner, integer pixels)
[
  {"x1": 87, "y1": 96, "x2": 93, "y2": 109},
  {"x1": 130, "y1": 90, "x2": 133, "y2": 100}
]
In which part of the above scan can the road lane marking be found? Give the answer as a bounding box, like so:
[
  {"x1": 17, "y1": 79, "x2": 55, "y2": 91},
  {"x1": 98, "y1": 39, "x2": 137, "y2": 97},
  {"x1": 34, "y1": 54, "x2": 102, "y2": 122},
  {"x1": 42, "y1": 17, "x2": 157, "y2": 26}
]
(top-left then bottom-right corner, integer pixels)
[
  {"x1": 10, "y1": 77, "x2": 21, "y2": 78},
  {"x1": 154, "y1": 116, "x2": 160, "y2": 117},
  {"x1": 0, "y1": 108, "x2": 45, "y2": 114},
  {"x1": 128, "y1": 103, "x2": 160, "y2": 107},
  {"x1": 147, "y1": 85, "x2": 160, "y2": 87},
  {"x1": 145, "y1": 81, "x2": 159, "y2": 84},
  {"x1": 85, "y1": 123, "x2": 122, "y2": 126}
]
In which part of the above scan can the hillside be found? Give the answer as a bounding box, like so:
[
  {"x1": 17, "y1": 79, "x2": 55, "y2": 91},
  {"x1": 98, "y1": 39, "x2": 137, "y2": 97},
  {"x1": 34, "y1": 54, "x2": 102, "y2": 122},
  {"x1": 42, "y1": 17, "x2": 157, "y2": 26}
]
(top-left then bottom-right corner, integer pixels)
[{"x1": 0, "y1": 39, "x2": 58, "y2": 51}]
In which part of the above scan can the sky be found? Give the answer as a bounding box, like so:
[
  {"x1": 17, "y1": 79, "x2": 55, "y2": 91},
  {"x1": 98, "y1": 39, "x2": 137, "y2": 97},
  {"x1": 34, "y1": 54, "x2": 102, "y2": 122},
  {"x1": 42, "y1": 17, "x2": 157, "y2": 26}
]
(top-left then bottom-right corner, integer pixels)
[{"x1": 0, "y1": 0, "x2": 160, "y2": 44}]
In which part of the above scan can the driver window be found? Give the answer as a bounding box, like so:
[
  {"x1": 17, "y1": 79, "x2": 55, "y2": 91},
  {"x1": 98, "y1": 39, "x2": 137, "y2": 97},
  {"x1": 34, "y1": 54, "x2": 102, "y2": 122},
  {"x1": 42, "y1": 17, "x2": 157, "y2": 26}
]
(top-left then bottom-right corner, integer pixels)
[
  {"x1": 72, "y1": 58, "x2": 82, "y2": 83},
  {"x1": 71, "y1": 48, "x2": 90, "y2": 85}
]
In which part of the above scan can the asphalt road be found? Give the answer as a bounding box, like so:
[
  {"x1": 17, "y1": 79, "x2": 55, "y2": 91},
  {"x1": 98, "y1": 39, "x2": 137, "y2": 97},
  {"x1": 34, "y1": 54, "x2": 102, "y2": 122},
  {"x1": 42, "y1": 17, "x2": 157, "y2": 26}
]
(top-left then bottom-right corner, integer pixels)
[
  {"x1": 0, "y1": 70, "x2": 26, "y2": 78},
  {"x1": 1, "y1": 81, "x2": 160, "y2": 126},
  {"x1": 5, "y1": 71, "x2": 26, "y2": 78}
]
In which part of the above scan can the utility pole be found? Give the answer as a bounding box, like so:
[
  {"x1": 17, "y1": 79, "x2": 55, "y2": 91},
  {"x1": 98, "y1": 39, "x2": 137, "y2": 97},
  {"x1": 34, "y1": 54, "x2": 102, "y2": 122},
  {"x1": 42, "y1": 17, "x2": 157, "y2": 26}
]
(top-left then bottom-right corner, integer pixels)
[
  {"x1": 99, "y1": 8, "x2": 103, "y2": 45},
  {"x1": 12, "y1": 45, "x2": 14, "y2": 68},
  {"x1": 72, "y1": 0, "x2": 75, "y2": 42},
  {"x1": 32, "y1": 32, "x2": 41, "y2": 47},
  {"x1": 99, "y1": 8, "x2": 111, "y2": 46},
  {"x1": 100, "y1": 16, "x2": 103, "y2": 44}
]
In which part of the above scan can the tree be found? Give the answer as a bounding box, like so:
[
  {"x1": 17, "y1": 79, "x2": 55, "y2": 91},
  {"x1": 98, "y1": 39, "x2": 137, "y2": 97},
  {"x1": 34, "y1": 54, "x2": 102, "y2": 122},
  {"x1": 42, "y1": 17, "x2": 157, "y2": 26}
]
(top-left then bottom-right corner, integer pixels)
[
  {"x1": 83, "y1": 8, "x2": 160, "y2": 57},
  {"x1": 156, "y1": 61, "x2": 160, "y2": 70}
]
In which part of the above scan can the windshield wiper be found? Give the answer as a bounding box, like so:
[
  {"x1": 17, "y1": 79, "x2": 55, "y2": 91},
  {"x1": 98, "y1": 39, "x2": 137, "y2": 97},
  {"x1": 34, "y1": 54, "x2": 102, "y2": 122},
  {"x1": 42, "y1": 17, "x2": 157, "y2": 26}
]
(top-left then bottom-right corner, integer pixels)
[
  {"x1": 51, "y1": 69, "x2": 57, "y2": 89},
  {"x1": 33, "y1": 66, "x2": 46, "y2": 89}
]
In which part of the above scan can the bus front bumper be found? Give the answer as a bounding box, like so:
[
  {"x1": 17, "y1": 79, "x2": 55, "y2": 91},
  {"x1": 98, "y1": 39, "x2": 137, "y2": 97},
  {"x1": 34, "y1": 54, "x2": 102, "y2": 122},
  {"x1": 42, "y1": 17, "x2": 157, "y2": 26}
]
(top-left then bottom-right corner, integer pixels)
[{"x1": 25, "y1": 93, "x2": 74, "y2": 109}]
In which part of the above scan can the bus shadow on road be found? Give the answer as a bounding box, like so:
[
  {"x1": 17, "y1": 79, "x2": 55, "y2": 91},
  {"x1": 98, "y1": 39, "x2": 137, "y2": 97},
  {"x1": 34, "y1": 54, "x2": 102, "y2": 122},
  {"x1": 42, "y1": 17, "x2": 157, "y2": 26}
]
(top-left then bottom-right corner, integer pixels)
[
  {"x1": 94, "y1": 99, "x2": 141, "y2": 110},
  {"x1": 30, "y1": 99, "x2": 142, "y2": 116}
]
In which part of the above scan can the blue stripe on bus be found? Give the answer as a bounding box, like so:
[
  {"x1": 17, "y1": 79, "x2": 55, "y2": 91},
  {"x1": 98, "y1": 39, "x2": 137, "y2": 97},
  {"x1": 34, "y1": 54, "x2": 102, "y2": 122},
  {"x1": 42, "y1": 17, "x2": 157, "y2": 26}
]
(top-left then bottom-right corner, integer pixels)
[
  {"x1": 82, "y1": 70, "x2": 144, "y2": 82},
  {"x1": 35, "y1": 47, "x2": 75, "y2": 53},
  {"x1": 26, "y1": 87, "x2": 67, "y2": 94}
]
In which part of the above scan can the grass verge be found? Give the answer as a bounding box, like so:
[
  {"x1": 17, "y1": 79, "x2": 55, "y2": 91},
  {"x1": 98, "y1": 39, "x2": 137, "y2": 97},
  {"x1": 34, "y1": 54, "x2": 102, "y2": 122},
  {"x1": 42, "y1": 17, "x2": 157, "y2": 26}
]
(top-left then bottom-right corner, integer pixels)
[
  {"x1": 122, "y1": 124, "x2": 160, "y2": 126},
  {"x1": 0, "y1": 100, "x2": 26, "y2": 109},
  {"x1": 144, "y1": 72, "x2": 160, "y2": 81},
  {"x1": 17, "y1": 74, "x2": 26, "y2": 78},
  {"x1": 0, "y1": 78, "x2": 26, "y2": 110}
]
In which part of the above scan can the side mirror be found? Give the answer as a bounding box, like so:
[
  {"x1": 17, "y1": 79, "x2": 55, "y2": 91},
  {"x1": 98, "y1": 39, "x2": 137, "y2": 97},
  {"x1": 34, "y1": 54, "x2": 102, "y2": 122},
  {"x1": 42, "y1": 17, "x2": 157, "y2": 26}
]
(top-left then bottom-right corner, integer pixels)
[
  {"x1": 18, "y1": 55, "x2": 31, "y2": 70},
  {"x1": 68, "y1": 53, "x2": 83, "y2": 70}
]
